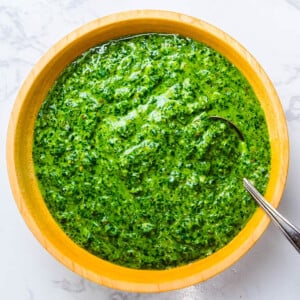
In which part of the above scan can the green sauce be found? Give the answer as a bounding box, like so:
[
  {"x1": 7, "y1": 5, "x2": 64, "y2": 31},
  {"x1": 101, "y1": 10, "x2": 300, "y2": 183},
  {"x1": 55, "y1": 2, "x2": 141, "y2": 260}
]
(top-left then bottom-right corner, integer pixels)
[{"x1": 33, "y1": 34, "x2": 270, "y2": 269}]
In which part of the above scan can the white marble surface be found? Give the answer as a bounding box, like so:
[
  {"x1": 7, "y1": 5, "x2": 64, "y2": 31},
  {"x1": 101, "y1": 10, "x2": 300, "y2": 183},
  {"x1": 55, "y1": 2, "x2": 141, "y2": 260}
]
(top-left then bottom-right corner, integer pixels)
[{"x1": 1, "y1": 0, "x2": 300, "y2": 299}]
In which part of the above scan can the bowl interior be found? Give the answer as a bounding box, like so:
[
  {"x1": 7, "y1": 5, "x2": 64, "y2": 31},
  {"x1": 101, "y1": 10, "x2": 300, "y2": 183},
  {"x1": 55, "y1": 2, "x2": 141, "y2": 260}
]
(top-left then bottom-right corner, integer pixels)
[{"x1": 7, "y1": 10, "x2": 289, "y2": 292}]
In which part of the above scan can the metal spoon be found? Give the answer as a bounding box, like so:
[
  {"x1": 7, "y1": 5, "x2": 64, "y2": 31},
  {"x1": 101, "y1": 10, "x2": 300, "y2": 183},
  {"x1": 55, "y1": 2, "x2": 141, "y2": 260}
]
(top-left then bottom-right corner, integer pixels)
[
  {"x1": 243, "y1": 178, "x2": 300, "y2": 253},
  {"x1": 209, "y1": 116, "x2": 300, "y2": 252}
]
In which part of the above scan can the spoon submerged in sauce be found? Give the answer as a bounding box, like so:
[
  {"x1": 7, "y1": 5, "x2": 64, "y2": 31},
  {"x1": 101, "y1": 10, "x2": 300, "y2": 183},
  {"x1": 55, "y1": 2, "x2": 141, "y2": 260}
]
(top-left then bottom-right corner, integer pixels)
[
  {"x1": 209, "y1": 115, "x2": 300, "y2": 253},
  {"x1": 208, "y1": 115, "x2": 245, "y2": 141}
]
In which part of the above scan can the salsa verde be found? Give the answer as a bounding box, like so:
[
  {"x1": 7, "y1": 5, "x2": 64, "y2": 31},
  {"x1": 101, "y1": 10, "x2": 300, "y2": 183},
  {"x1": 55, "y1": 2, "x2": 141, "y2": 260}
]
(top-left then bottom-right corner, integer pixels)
[{"x1": 33, "y1": 34, "x2": 270, "y2": 269}]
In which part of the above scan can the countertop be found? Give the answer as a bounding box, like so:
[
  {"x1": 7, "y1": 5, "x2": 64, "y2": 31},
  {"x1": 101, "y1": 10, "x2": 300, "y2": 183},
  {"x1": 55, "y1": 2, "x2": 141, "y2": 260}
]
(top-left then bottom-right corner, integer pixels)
[{"x1": 1, "y1": 0, "x2": 299, "y2": 299}]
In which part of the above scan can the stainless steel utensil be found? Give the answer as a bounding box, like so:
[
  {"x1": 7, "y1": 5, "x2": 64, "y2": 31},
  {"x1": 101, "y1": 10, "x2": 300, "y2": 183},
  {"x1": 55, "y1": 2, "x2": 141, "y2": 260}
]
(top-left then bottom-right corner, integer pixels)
[
  {"x1": 243, "y1": 178, "x2": 300, "y2": 253},
  {"x1": 208, "y1": 116, "x2": 299, "y2": 252}
]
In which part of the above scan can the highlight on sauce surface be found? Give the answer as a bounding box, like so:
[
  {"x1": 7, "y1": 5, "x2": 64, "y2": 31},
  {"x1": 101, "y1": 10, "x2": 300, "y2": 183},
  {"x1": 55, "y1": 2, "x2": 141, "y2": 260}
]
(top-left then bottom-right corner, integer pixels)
[{"x1": 32, "y1": 33, "x2": 270, "y2": 269}]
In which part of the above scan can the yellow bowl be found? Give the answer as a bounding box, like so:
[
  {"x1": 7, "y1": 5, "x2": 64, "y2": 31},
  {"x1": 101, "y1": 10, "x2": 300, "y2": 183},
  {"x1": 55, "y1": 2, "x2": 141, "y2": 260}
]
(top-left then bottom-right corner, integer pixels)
[{"x1": 6, "y1": 10, "x2": 289, "y2": 292}]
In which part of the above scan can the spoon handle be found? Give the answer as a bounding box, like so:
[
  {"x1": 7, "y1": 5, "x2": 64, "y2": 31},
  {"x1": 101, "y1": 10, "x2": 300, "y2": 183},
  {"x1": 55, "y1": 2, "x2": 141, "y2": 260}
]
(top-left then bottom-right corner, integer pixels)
[{"x1": 243, "y1": 178, "x2": 300, "y2": 253}]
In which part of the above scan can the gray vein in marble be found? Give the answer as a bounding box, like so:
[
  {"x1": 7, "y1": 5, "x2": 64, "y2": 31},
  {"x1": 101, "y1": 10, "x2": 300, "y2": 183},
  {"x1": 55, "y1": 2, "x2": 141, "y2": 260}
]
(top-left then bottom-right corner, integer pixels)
[
  {"x1": 110, "y1": 291, "x2": 151, "y2": 300},
  {"x1": 53, "y1": 0, "x2": 84, "y2": 10},
  {"x1": 0, "y1": 58, "x2": 33, "y2": 103},
  {"x1": 0, "y1": 6, "x2": 27, "y2": 45},
  {"x1": 286, "y1": 0, "x2": 300, "y2": 9},
  {"x1": 0, "y1": 5, "x2": 47, "y2": 103},
  {"x1": 110, "y1": 292, "x2": 130, "y2": 300},
  {"x1": 285, "y1": 96, "x2": 300, "y2": 122},
  {"x1": 0, "y1": 5, "x2": 47, "y2": 55},
  {"x1": 274, "y1": 65, "x2": 300, "y2": 87},
  {"x1": 107, "y1": 285, "x2": 203, "y2": 300},
  {"x1": 27, "y1": 288, "x2": 34, "y2": 300},
  {"x1": 52, "y1": 277, "x2": 86, "y2": 293}
]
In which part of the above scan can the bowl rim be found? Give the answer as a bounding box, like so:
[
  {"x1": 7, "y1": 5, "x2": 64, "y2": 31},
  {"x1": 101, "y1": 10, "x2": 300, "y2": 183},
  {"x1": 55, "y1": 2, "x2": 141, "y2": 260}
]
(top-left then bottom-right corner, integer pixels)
[{"x1": 6, "y1": 10, "x2": 289, "y2": 293}]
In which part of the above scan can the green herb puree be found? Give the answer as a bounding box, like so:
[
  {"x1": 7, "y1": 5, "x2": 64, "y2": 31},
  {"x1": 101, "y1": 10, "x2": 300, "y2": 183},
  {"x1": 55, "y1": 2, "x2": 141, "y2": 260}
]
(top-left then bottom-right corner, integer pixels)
[{"x1": 33, "y1": 34, "x2": 270, "y2": 269}]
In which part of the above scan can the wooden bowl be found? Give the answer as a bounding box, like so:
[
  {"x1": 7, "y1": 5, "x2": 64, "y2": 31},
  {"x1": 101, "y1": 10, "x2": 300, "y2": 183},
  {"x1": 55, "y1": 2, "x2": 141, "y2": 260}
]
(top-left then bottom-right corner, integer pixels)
[{"x1": 6, "y1": 10, "x2": 289, "y2": 292}]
